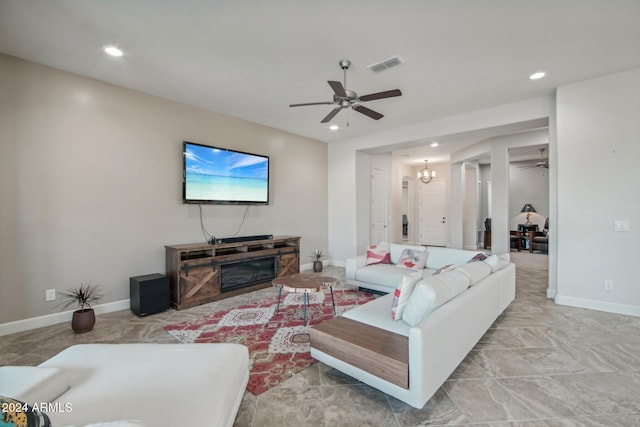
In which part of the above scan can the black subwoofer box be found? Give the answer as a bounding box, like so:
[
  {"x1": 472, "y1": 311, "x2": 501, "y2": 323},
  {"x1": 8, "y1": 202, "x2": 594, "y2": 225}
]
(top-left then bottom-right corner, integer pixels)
[{"x1": 130, "y1": 273, "x2": 170, "y2": 316}]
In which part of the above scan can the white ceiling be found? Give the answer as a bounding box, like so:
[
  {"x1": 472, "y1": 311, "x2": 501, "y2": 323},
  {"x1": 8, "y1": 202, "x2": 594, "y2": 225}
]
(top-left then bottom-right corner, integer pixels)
[{"x1": 1, "y1": 0, "x2": 639, "y2": 164}]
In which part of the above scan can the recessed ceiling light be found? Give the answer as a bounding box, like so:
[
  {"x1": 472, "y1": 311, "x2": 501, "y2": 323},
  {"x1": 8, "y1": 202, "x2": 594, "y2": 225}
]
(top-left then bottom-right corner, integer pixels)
[
  {"x1": 329, "y1": 125, "x2": 339, "y2": 131},
  {"x1": 430, "y1": 142, "x2": 439, "y2": 147},
  {"x1": 104, "y1": 46, "x2": 123, "y2": 57},
  {"x1": 529, "y1": 71, "x2": 546, "y2": 80}
]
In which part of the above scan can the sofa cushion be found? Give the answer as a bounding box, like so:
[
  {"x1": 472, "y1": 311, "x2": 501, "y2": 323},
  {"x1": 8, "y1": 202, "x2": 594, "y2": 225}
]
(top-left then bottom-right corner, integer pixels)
[
  {"x1": 0, "y1": 366, "x2": 69, "y2": 403},
  {"x1": 355, "y1": 264, "x2": 408, "y2": 289},
  {"x1": 402, "y1": 270, "x2": 471, "y2": 326},
  {"x1": 457, "y1": 261, "x2": 491, "y2": 285},
  {"x1": 425, "y1": 247, "x2": 484, "y2": 269},
  {"x1": 483, "y1": 253, "x2": 511, "y2": 273},
  {"x1": 342, "y1": 294, "x2": 410, "y2": 336},
  {"x1": 391, "y1": 272, "x2": 422, "y2": 321},
  {"x1": 396, "y1": 248, "x2": 428, "y2": 271},
  {"x1": 366, "y1": 242, "x2": 391, "y2": 265},
  {"x1": 390, "y1": 243, "x2": 425, "y2": 265}
]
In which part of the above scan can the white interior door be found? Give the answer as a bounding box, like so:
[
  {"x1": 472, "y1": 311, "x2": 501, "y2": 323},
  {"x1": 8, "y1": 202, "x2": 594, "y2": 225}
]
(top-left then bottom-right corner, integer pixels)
[
  {"x1": 371, "y1": 167, "x2": 388, "y2": 244},
  {"x1": 419, "y1": 179, "x2": 447, "y2": 246}
]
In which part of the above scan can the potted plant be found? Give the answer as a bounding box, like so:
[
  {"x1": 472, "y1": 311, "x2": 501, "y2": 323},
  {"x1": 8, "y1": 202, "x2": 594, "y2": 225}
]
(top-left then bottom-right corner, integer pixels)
[
  {"x1": 59, "y1": 283, "x2": 104, "y2": 333},
  {"x1": 310, "y1": 249, "x2": 325, "y2": 273}
]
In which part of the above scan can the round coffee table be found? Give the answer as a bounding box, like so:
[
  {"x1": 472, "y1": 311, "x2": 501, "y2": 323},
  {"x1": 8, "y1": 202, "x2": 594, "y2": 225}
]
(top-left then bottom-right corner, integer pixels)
[{"x1": 271, "y1": 274, "x2": 339, "y2": 325}]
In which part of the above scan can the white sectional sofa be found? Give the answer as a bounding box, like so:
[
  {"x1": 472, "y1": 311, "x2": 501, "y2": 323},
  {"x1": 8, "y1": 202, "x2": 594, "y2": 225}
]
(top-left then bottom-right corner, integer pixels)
[
  {"x1": 346, "y1": 243, "x2": 486, "y2": 293},
  {"x1": 313, "y1": 243, "x2": 515, "y2": 409},
  {"x1": 0, "y1": 343, "x2": 249, "y2": 427}
]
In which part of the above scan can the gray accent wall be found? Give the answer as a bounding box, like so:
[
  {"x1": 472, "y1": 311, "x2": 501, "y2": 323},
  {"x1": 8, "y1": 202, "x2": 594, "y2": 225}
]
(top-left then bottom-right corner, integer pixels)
[{"x1": 0, "y1": 54, "x2": 328, "y2": 324}]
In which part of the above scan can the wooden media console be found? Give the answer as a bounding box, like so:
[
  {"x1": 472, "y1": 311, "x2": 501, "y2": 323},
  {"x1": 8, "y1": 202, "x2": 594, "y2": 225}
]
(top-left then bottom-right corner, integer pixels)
[{"x1": 166, "y1": 235, "x2": 300, "y2": 310}]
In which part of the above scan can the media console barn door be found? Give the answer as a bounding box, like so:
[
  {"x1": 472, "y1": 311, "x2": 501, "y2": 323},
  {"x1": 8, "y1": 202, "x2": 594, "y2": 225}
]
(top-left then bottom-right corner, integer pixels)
[{"x1": 166, "y1": 236, "x2": 300, "y2": 310}]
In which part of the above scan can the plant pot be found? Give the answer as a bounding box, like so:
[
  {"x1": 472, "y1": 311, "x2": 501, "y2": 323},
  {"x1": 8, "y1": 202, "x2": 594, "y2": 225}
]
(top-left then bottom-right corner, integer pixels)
[
  {"x1": 313, "y1": 260, "x2": 323, "y2": 273},
  {"x1": 71, "y1": 308, "x2": 96, "y2": 333}
]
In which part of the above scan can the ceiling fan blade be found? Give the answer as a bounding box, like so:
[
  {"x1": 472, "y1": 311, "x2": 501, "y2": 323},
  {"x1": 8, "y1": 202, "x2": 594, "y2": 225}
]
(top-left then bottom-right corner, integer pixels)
[
  {"x1": 289, "y1": 102, "x2": 335, "y2": 107},
  {"x1": 353, "y1": 104, "x2": 383, "y2": 120},
  {"x1": 320, "y1": 107, "x2": 342, "y2": 123},
  {"x1": 359, "y1": 89, "x2": 402, "y2": 102},
  {"x1": 328, "y1": 81, "x2": 347, "y2": 97}
]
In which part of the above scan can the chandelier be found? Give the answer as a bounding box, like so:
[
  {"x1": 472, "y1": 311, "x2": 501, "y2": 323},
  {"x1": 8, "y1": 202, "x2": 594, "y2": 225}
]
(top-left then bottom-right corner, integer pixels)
[{"x1": 418, "y1": 160, "x2": 435, "y2": 184}]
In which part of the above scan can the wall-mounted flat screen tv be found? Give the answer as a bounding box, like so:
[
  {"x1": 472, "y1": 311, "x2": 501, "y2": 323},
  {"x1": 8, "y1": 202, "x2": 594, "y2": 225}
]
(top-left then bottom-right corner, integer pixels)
[{"x1": 183, "y1": 141, "x2": 269, "y2": 205}]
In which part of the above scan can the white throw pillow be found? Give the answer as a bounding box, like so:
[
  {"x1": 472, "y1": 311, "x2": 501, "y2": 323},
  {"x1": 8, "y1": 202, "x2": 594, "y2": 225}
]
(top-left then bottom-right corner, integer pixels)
[
  {"x1": 402, "y1": 270, "x2": 471, "y2": 326},
  {"x1": 457, "y1": 261, "x2": 492, "y2": 285},
  {"x1": 390, "y1": 272, "x2": 422, "y2": 321},
  {"x1": 483, "y1": 253, "x2": 511, "y2": 273},
  {"x1": 396, "y1": 248, "x2": 428, "y2": 271}
]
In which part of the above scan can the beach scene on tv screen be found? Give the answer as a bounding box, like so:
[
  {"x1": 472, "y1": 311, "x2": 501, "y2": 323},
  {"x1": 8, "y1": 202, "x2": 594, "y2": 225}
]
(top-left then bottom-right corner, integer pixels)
[{"x1": 185, "y1": 144, "x2": 268, "y2": 202}]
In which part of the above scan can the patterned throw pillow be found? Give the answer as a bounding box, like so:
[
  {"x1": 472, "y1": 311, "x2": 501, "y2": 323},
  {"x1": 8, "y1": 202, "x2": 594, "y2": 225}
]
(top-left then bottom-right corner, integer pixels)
[
  {"x1": 432, "y1": 264, "x2": 455, "y2": 275},
  {"x1": 366, "y1": 243, "x2": 391, "y2": 265},
  {"x1": 391, "y1": 272, "x2": 422, "y2": 321},
  {"x1": 396, "y1": 248, "x2": 428, "y2": 271},
  {"x1": 469, "y1": 253, "x2": 488, "y2": 262}
]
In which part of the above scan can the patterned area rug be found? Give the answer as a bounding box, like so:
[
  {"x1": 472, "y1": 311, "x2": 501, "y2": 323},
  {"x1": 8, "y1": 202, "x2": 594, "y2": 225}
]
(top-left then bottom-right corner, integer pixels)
[{"x1": 163, "y1": 288, "x2": 376, "y2": 395}]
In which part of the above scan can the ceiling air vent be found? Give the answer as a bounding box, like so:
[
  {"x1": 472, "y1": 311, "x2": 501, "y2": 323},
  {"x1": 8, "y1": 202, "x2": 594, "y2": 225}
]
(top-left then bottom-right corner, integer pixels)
[{"x1": 367, "y1": 56, "x2": 404, "y2": 73}]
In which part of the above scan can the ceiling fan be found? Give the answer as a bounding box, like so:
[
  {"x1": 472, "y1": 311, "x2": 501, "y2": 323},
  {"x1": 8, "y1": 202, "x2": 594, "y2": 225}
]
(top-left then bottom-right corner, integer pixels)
[
  {"x1": 289, "y1": 59, "x2": 402, "y2": 123},
  {"x1": 519, "y1": 148, "x2": 549, "y2": 169}
]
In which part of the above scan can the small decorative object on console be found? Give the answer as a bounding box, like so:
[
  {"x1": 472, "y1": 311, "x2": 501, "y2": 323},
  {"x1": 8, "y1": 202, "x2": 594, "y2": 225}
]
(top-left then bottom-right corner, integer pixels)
[{"x1": 310, "y1": 249, "x2": 325, "y2": 272}]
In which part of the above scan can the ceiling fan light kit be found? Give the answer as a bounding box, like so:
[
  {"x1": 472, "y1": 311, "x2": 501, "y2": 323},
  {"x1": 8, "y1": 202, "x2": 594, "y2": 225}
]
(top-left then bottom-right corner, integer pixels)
[{"x1": 289, "y1": 59, "x2": 402, "y2": 123}]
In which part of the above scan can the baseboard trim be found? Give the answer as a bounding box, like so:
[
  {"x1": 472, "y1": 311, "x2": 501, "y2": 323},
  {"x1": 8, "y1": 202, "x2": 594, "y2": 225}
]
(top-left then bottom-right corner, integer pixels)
[
  {"x1": 300, "y1": 259, "x2": 344, "y2": 270},
  {"x1": 554, "y1": 295, "x2": 640, "y2": 317},
  {"x1": 0, "y1": 299, "x2": 130, "y2": 337},
  {"x1": 546, "y1": 287, "x2": 557, "y2": 299}
]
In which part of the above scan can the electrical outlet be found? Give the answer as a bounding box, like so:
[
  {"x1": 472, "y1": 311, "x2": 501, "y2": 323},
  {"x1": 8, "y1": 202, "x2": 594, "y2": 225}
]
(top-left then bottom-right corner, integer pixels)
[
  {"x1": 614, "y1": 220, "x2": 630, "y2": 232},
  {"x1": 604, "y1": 280, "x2": 614, "y2": 291},
  {"x1": 46, "y1": 289, "x2": 56, "y2": 301}
]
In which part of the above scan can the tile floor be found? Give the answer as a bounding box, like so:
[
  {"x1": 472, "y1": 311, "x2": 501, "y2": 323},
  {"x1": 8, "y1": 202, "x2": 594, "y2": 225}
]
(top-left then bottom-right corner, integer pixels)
[{"x1": 2, "y1": 253, "x2": 640, "y2": 426}]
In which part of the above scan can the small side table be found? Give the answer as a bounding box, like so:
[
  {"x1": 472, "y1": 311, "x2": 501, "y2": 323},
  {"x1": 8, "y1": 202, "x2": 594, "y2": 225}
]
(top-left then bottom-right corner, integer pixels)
[{"x1": 272, "y1": 274, "x2": 339, "y2": 325}]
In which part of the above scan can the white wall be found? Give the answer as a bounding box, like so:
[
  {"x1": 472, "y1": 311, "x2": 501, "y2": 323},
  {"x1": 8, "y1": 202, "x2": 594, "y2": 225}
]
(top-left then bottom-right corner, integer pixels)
[
  {"x1": 479, "y1": 165, "x2": 491, "y2": 248},
  {"x1": 0, "y1": 54, "x2": 328, "y2": 324},
  {"x1": 555, "y1": 68, "x2": 640, "y2": 316},
  {"x1": 463, "y1": 163, "x2": 479, "y2": 250},
  {"x1": 328, "y1": 97, "x2": 553, "y2": 260},
  {"x1": 450, "y1": 129, "x2": 550, "y2": 254}
]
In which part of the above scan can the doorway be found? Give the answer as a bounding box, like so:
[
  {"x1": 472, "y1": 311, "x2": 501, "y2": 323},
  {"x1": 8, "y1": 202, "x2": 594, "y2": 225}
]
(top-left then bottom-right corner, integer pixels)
[
  {"x1": 401, "y1": 176, "x2": 414, "y2": 241},
  {"x1": 371, "y1": 167, "x2": 388, "y2": 244},
  {"x1": 419, "y1": 179, "x2": 447, "y2": 246}
]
